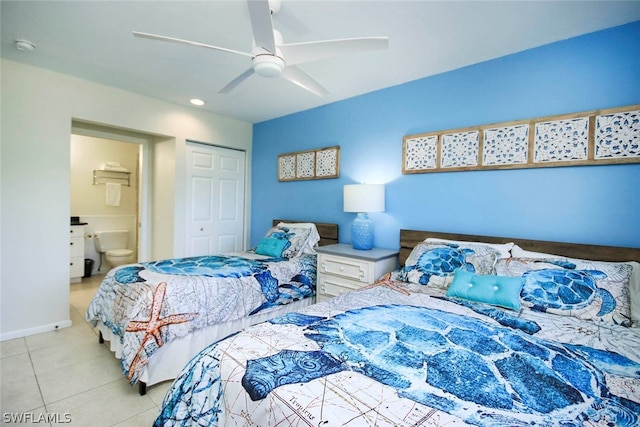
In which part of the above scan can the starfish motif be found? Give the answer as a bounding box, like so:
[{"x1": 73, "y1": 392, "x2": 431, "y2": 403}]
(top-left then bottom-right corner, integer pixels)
[
  {"x1": 362, "y1": 272, "x2": 411, "y2": 296},
  {"x1": 125, "y1": 282, "x2": 196, "y2": 380}
]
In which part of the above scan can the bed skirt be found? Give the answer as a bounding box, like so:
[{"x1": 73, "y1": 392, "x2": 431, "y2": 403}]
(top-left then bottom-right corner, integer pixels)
[{"x1": 96, "y1": 296, "x2": 315, "y2": 389}]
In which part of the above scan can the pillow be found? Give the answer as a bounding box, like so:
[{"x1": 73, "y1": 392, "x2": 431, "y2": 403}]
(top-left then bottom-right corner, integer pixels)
[
  {"x1": 426, "y1": 238, "x2": 514, "y2": 259},
  {"x1": 263, "y1": 225, "x2": 311, "y2": 258},
  {"x1": 446, "y1": 269, "x2": 524, "y2": 310},
  {"x1": 495, "y1": 257, "x2": 633, "y2": 326},
  {"x1": 255, "y1": 237, "x2": 288, "y2": 257},
  {"x1": 277, "y1": 222, "x2": 321, "y2": 254},
  {"x1": 510, "y1": 245, "x2": 558, "y2": 259},
  {"x1": 401, "y1": 242, "x2": 501, "y2": 288},
  {"x1": 510, "y1": 245, "x2": 640, "y2": 326}
]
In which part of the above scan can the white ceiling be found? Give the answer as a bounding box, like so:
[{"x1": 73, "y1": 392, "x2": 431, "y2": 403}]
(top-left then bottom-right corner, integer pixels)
[{"x1": 3, "y1": 1, "x2": 640, "y2": 124}]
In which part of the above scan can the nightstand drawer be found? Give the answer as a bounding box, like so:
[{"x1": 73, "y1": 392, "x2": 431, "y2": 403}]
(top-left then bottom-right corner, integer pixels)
[
  {"x1": 317, "y1": 275, "x2": 366, "y2": 302},
  {"x1": 318, "y1": 253, "x2": 371, "y2": 284}
]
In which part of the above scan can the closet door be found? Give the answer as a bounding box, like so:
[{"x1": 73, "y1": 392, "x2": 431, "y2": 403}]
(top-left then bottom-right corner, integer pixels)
[{"x1": 185, "y1": 142, "x2": 245, "y2": 256}]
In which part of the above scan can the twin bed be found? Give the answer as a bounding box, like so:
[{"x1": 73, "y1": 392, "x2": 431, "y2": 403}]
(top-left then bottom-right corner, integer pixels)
[
  {"x1": 86, "y1": 220, "x2": 338, "y2": 395},
  {"x1": 151, "y1": 229, "x2": 640, "y2": 426}
]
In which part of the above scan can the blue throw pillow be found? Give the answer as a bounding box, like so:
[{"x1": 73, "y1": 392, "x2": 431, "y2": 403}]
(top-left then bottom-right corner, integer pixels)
[
  {"x1": 255, "y1": 237, "x2": 288, "y2": 257},
  {"x1": 446, "y1": 269, "x2": 524, "y2": 310}
]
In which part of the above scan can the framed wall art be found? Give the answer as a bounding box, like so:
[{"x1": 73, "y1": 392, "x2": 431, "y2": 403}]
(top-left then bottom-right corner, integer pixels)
[
  {"x1": 278, "y1": 146, "x2": 340, "y2": 181},
  {"x1": 403, "y1": 104, "x2": 640, "y2": 174}
]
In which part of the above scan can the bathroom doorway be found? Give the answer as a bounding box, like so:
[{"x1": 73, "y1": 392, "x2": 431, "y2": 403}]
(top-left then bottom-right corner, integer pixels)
[{"x1": 70, "y1": 121, "x2": 152, "y2": 275}]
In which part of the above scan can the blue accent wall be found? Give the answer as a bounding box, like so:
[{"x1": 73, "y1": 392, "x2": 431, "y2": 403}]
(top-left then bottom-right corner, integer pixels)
[{"x1": 252, "y1": 21, "x2": 640, "y2": 250}]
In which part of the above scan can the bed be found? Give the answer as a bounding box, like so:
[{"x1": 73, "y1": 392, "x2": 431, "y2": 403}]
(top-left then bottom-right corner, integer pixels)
[
  {"x1": 154, "y1": 229, "x2": 640, "y2": 426},
  {"x1": 86, "y1": 220, "x2": 338, "y2": 395}
]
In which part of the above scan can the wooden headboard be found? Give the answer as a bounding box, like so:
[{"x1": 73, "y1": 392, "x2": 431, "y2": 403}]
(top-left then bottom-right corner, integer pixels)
[
  {"x1": 399, "y1": 229, "x2": 640, "y2": 267},
  {"x1": 273, "y1": 220, "x2": 339, "y2": 247}
]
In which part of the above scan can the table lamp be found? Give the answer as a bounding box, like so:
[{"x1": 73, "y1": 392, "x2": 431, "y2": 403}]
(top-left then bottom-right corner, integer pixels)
[{"x1": 343, "y1": 184, "x2": 385, "y2": 250}]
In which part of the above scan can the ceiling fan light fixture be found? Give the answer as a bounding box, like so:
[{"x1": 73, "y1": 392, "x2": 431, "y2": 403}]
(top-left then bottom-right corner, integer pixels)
[{"x1": 253, "y1": 54, "x2": 284, "y2": 77}]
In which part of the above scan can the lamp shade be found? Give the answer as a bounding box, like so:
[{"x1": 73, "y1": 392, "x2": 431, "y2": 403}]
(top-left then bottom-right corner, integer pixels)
[{"x1": 343, "y1": 184, "x2": 385, "y2": 213}]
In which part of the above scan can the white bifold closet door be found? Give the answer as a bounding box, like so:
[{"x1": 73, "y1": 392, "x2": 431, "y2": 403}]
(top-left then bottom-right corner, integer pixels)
[{"x1": 185, "y1": 141, "x2": 245, "y2": 256}]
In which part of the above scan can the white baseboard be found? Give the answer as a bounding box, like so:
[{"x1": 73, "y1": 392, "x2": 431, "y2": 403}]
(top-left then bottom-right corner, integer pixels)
[{"x1": 0, "y1": 320, "x2": 73, "y2": 342}]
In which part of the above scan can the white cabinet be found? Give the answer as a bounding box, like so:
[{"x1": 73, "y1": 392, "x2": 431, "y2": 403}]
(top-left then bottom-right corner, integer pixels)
[
  {"x1": 316, "y1": 244, "x2": 398, "y2": 303},
  {"x1": 70, "y1": 225, "x2": 85, "y2": 283}
]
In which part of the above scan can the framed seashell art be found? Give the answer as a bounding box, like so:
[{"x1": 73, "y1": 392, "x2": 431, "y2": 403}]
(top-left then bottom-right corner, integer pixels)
[
  {"x1": 403, "y1": 105, "x2": 640, "y2": 174},
  {"x1": 278, "y1": 146, "x2": 340, "y2": 181}
]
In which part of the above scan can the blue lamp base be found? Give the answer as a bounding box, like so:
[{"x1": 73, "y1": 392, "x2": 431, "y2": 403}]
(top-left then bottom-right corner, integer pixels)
[{"x1": 351, "y1": 213, "x2": 374, "y2": 250}]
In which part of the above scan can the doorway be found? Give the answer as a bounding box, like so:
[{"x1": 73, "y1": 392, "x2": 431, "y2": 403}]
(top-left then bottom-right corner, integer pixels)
[
  {"x1": 70, "y1": 134, "x2": 140, "y2": 273},
  {"x1": 70, "y1": 120, "x2": 156, "y2": 272}
]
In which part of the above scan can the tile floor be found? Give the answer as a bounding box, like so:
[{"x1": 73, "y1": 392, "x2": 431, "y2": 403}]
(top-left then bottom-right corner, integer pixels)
[{"x1": 1, "y1": 274, "x2": 172, "y2": 426}]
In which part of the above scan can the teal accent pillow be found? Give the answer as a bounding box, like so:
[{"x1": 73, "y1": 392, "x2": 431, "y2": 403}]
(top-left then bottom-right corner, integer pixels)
[
  {"x1": 446, "y1": 269, "x2": 524, "y2": 311},
  {"x1": 255, "y1": 237, "x2": 288, "y2": 257}
]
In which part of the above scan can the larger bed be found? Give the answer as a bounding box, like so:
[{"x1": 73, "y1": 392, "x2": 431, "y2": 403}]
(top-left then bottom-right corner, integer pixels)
[
  {"x1": 86, "y1": 220, "x2": 338, "y2": 394},
  {"x1": 154, "y1": 229, "x2": 640, "y2": 426}
]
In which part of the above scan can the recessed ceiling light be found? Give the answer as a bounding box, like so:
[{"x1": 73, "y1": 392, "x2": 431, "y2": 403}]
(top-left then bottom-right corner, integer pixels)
[{"x1": 190, "y1": 98, "x2": 205, "y2": 106}]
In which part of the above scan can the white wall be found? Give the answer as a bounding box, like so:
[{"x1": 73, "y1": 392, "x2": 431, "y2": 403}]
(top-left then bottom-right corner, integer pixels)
[
  {"x1": 0, "y1": 59, "x2": 253, "y2": 340},
  {"x1": 152, "y1": 138, "x2": 176, "y2": 260},
  {"x1": 70, "y1": 134, "x2": 139, "y2": 217}
]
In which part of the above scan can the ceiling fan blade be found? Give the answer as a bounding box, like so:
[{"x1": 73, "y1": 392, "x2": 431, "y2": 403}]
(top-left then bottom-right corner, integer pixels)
[
  {"x1": 280, "y1": 36, "x2": 389, "y2": 66},
  {"x1": 281, "y1": 66, "x2": 329, "y2": 97},
  {"x1": 219, "y1": 68, "x2": 255, "y2": 94},
  {"x1": 247, "y1": 0, "x2": 276, "y2": 53},
  {"x1": 133, "y1": 31, "x2": 253, "y2": 58}
]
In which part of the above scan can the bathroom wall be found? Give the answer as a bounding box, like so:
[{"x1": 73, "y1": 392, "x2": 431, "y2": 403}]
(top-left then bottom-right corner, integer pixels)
[{"x1": 70, "y1": 134, "x2": 139, "y2": 273}]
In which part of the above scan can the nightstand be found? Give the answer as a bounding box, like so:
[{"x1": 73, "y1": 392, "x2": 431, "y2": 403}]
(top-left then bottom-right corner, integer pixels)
[{"x1": 315, "y1": 244, "x2": 399, "y2": 303}]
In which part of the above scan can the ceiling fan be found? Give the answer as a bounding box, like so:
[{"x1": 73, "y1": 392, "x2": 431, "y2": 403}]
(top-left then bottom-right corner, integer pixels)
[{"x1": 133, "y1": 0, "x2": 389, "y2": 96}]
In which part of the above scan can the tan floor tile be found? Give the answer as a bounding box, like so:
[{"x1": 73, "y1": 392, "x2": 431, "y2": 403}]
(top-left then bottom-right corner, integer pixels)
[
  {"x1": 25, "y1": 321, "x2": 98, "y2": 354},
  {"x1": 144, "y1": 380, "x2": 173, "y2": 407},
  {"x1": 38, "y1": 354, "x2": 124, "y2": 404},
  {"x1": 1, "y1": 353, "x2": 34, "y2": 384},
  {"x1": 47, "y1": 379, "x2": 156, "y2": 427},
  {"x1": 0, "y1": 338, "x2": 28, "y2": 359},
  {"x1": 0, "y1": 375, "x2": 44, "y2": 414},
  {"x1": 29, "y1": 333, "x2": 111, "y2": 375},
  {"x1": 111, "y1": 407, "x2": 160, "y2": 427}
]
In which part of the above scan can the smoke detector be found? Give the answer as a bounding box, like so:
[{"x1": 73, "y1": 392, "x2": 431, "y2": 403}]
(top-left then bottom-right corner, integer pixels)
[{"x1": 15, "y1": 39, "x2": 36, "y2": 52}]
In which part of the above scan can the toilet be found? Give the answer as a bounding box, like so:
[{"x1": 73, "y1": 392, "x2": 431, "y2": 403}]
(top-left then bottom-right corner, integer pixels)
[{"x1": 94, "y1": 230, "x2": 135, "y2": 269}]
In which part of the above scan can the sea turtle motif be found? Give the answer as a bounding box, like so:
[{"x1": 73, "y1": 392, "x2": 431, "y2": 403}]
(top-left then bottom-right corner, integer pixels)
[
  {"x1": 521, "y1": 260, "x2": 615, "y2": 316},
  {"x1": 114, "y1": 255, "x2": 280, "y2": 284},
  {"x1": 403, "y1": 245, "x2": 476, "y2": 285},
  {"x1": 114, "y1": 255, "x2": 287, "y2": 302},
  {"x1": 242, "y1": 304, "x2": 640, "y2": 426}
]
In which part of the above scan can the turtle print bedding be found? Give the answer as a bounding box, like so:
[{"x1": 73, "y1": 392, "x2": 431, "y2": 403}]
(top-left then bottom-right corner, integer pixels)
[
  {"x1": 154, "y1": 277, "x2": 640, "y2": 426},
  {"x1": 153, "y1": 235, "x2": 640, "y2": 426},
  {"x1": 86, "y1": 252, "x2": 317, "y2": 383}
]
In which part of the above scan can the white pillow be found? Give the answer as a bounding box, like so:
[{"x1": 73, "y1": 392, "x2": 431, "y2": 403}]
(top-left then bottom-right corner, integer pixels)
[
  {"x1": 510, "y1": 244, "x2": 556, "y2": 259},
  {"x1": 510, "y1": 245, "x2": 640, "y2": 327},
  {"x1": 277, "y1": 222, "x2": 321, "y2": 254},
  {"x1": 425, "y1": 238, "x2": 514, "y2": 259}
]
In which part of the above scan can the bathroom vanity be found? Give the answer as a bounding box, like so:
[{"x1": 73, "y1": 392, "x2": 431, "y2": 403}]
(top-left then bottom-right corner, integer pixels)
[{"x1": 70, "y1": 224, "x2": 85, "y2": 282}]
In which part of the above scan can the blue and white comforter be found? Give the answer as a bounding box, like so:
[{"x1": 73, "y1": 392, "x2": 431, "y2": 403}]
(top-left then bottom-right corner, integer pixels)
[
  {"x1": 155, "y1": 278, "x2": 640, "y2": 426},
  {"x1": 86, "y1": 253, "x2": 316, "y2": 383}
]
